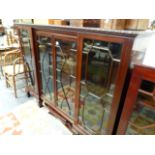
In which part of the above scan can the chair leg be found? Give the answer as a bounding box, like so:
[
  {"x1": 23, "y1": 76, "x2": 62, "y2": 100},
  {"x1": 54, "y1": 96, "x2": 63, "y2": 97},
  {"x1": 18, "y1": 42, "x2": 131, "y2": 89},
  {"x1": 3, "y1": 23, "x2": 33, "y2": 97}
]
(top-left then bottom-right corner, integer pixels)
[
  {"x1": 0, "y1": 66, "x2": 3, "y2": 80},
  {"x1": 4, "y1": 73, "x2": 9, "y2": 88},
  {"x1": 25, "y1": 72, "x2": 29, "y2": 93},
  {"x1": 0, "y1": 65, "x2": 4, "y2": 76},
  {"x1": 13, "y1": 76, "x2": 17, "y2": 98}
]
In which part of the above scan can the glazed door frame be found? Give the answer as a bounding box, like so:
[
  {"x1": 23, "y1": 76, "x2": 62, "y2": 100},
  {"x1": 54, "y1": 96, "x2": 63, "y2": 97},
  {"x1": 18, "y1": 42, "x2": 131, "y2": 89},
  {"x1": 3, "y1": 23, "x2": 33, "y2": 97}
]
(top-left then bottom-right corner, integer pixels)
[
  {"x1": 117, "y1": 65, "x2": 155, "y2": 134},
  {"x1": 17, "y1": 26, "x2": 40, "y2": 99},
  {"x1": 34, "y1": 30, "x2": 56, "y2": 107},
  {"x1": 75, "y1": 33, "x2": 133, "y2": 134},
  {"x1": 34, "y1": 30, "x2": 79, "y2": 123},
  {"x1": 53, "y1": 34, "x2": 78, "y2": 123}
]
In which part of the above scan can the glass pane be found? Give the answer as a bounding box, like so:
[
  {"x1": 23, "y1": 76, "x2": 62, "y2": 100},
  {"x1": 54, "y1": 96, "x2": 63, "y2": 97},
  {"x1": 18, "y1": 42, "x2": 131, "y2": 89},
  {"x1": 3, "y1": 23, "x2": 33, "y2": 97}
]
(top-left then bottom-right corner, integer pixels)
[
  {"x1": 55, "y1": 39, "x2": 77, "y2": 118},
  {"x1": 79, "y1": 38, "x2": 122, "y2": 134},
  {"x1": 20, "y1": 29, "x2": 36, "y2": 92},
  {"x1": 126, "y1": 81, "x2": 155, "y2": 135},
  {"x1": 37, "y1": 35, "x2": 54, "y2": 102}
]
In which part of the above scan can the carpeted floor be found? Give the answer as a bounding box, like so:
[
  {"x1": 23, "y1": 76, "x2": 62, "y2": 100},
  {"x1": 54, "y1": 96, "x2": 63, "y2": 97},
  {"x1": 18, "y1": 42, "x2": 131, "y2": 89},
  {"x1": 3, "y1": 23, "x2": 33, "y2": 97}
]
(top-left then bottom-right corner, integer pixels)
[
  {"x1": 0, "y1": 79, "x2": 72, "y2": 135},
  {"x1": 0, "y1": 99, "x2": 72, "y2": 135}
]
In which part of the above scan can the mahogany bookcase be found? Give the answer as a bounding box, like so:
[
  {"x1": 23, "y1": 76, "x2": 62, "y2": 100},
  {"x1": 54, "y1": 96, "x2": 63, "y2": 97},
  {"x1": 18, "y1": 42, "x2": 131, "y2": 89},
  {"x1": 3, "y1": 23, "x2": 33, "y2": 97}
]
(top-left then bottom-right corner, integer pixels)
[{"x1": 15, "y1": 24, "x2": 137, "y2": 135}]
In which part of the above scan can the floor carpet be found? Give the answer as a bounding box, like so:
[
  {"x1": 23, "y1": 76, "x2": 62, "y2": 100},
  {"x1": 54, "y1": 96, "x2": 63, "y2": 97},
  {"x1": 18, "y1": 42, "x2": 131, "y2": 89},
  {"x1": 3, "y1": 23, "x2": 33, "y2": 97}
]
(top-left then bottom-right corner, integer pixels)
[{"x1": 0, "y1": 100, "x2": 72, "y2": 135}]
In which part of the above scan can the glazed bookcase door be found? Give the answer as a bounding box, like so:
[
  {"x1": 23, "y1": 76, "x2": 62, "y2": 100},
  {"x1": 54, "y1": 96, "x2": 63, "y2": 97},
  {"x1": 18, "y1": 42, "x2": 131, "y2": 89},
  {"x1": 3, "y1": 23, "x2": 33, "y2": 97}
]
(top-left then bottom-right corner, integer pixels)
[
  {"x1": 19, "y1": 29, "x2": 37, "y2": 93},
  {"x1": 55, "y1": 38, "x2": 77, "y2": 119},
  {"x1": 36, "y1": 33, "x2": 54, "y2": 104},
  {"x1": 126, "y1": 80, "x2": 155, "y2": 135},
  {"x1": 79, "y1": 38, "x2": 122, "y2": 134}
]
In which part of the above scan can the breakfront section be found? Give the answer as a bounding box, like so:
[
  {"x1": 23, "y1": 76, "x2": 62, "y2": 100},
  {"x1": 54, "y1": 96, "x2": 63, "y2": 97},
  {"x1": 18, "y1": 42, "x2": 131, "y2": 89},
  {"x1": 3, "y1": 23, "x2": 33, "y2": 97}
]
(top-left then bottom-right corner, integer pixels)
[
  {"x1": 117, "y1": 65, "x2": 155, "y2": 135},
  {"x1": 18, "y1": 27, "x2": 38, "y2": 97},
  {"x1": 76, "y1": 34, "x2": 133, "y2": 134}
]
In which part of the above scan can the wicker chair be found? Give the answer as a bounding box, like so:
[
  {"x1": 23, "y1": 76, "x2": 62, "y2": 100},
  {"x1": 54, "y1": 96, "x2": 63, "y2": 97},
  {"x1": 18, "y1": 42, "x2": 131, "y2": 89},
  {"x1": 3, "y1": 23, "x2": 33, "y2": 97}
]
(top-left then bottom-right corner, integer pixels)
[
  {"x1": 3, "y1": 49, "x2": 30, "y2": 97},
  {"x1": 0, "y1": 51, "x2": 4, "y2": 79},
  {"x1": 0, "y1": 49, "x2": 19, "y2": 77}
]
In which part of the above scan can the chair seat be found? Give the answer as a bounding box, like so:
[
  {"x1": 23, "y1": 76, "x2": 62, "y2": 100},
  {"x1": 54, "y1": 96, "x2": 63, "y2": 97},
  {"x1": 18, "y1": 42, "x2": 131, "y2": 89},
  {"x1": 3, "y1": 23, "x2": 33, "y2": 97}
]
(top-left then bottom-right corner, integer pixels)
[{"x1": 4, "y1": 64, "x2": 25, "y2": 75}]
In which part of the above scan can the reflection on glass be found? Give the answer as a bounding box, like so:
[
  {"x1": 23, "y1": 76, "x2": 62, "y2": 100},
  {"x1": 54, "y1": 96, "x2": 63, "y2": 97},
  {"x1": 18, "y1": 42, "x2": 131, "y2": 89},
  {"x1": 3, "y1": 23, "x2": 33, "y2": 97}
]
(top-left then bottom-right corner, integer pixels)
[
  {"x1": 37, "y1": 36, "x2": 54, "y2": 102},
  {"x1": 55, "y1": 40, "x2": 77, "y2": 118},
  {"x1": 126, "y1": 81, "x2": 155, "y2": 135},
  {"x1": 20, "y1": 29, "x2": 36, "y2": 91},
  {"x1": 79, "y1": 39, "x2": 122, "y2": 134}
]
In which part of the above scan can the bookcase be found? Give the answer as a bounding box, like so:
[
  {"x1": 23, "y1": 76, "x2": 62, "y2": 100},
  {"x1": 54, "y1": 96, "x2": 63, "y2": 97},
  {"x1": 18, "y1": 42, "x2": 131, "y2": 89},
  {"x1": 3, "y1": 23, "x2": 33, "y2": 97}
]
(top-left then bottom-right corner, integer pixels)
[{"x1": 16, "y1": 24, "x2": 137, "y2": 134}]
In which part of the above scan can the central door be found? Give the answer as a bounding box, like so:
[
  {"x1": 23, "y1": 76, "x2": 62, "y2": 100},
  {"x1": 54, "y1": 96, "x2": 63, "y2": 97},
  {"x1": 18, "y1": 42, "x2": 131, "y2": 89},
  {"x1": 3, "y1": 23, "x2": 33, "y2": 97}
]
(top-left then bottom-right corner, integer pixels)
[{"x1": 54, "y1": 36, "x2": 77, "y2": 119}]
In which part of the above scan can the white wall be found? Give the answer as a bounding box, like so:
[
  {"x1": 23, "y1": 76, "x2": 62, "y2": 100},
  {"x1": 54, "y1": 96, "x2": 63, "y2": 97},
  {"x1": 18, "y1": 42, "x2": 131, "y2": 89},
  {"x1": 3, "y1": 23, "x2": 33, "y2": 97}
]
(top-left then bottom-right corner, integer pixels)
[
  {"x1": 33, "y1": 19, "x2": 49, "y2": 25},
  {"x1": 1, "y1": 19, "x2": 14, "y2": 27},
  {"x1": 132, "y1": 30, "x2": 155, "y2": 67}
]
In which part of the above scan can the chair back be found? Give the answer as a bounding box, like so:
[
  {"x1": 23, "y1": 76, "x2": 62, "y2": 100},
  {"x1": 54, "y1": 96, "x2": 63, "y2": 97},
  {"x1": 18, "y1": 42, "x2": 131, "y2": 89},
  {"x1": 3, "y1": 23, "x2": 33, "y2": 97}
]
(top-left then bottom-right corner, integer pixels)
[
  {"x1": 13, "y1": 57, "x2": 29, "y2": 75},
  {"x1": 4, "y1": 49, "x2": 22, "y2": 66}
]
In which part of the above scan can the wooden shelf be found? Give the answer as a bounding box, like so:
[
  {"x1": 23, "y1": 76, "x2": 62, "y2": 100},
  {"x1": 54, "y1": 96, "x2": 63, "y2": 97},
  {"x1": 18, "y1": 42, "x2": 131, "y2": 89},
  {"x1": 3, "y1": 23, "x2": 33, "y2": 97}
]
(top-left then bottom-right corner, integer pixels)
[
  {"x1": 56, "y1": 68, "x2": 61, "y2": 72},
  {"x1": 139, "y1": 89, "x2": 154, "y2": 97},
  {"x1": 69, "y1": 75, "x2": 76, "y2": 79},
  {"x1": 86, "y1": 45, "x2": 110, "y2": 51},
  {"x1": 70, "y1": 49, "x2": 77, "y2": 52},
  {"x1": 113, "y1": 58, "x2": 120, "y2": 63}
]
